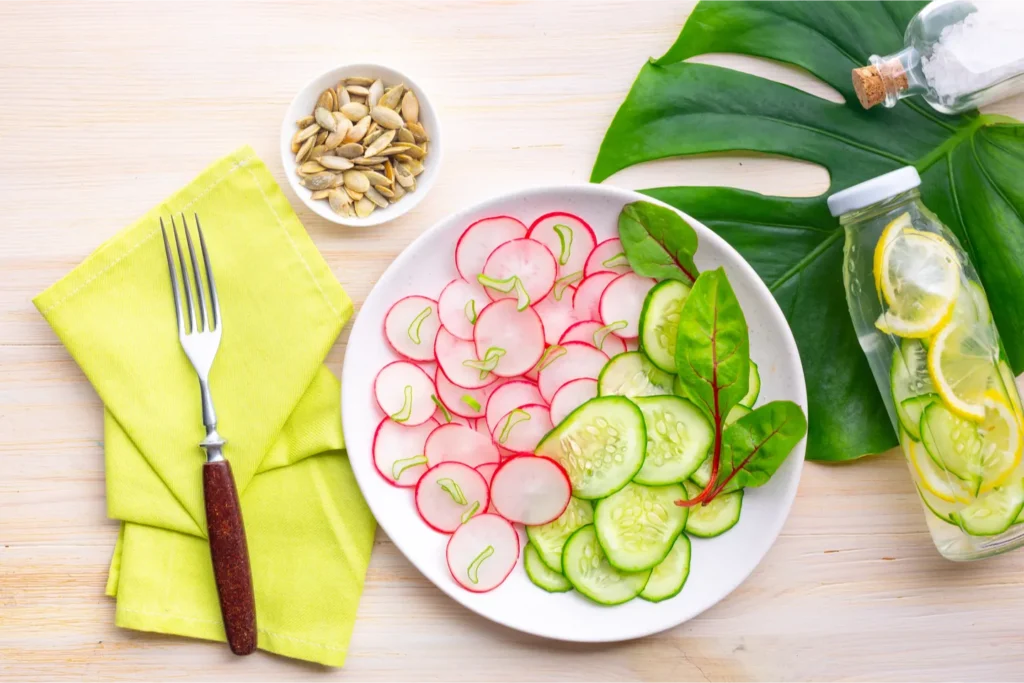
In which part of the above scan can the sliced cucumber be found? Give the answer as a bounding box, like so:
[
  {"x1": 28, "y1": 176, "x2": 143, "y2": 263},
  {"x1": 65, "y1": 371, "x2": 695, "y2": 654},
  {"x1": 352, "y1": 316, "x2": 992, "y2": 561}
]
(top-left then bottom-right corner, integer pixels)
[
  {"x1": 594, "y1": 482, "x2": 687, "y2": 572},
  {"x1": 640, "y1": 534, "x2": 691, "y2": 603},
  {"x1": 638, "y1": 280, "x2": 690, "y2": 373},
  {"x1": 524, "y1": 542, "x2": 572, "y2": 593},
  {"x1": 952, "y1": 478, "x2": 1024, "y2": 536},
  {"x1": 689, "y1": 405, "x2": 750, "y2": 488},
  {"x1": 633, "y1": 396, "x2": 713, "y2": 485},
  {"x1": 562, "y1": 525, "x2": 651, "y2": 605},
  {"x1": 535, "y1": 396, "x2": 646, "y2": 499},
  {"x1": 683, "y1": 481, "x2": 742, "y2": 537},
  {"x1": 890, "y1": 339, "x2": 934, "y2": 440},
  {"x1": 996, "y1": 359, "x2": 1023, "y2": 419},
  {"x1": 920, "y1": 402, "x2": 982, "y2": 493},
  {"x1": 916, "y1": 484, "x2": 957, "y2": 525},
  {"x1": 526, "y1": 497, "x2": 594, "y2": 572},
  {"x1": 901, "y1": 394, "x2": 937, "y2": 440},
  {"x1": 738, "y1": 361, "x2": 760, "y2": 408},
  {"x1": 598, "y1": 351, "x2": 674, "y2": 399}
]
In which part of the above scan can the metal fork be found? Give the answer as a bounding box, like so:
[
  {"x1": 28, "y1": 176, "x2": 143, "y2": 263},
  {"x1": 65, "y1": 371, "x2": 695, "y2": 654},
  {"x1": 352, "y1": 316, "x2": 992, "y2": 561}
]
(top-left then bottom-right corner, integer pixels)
[{"x1": 160, "y1": 213, "x2": 257, "y2": 656}]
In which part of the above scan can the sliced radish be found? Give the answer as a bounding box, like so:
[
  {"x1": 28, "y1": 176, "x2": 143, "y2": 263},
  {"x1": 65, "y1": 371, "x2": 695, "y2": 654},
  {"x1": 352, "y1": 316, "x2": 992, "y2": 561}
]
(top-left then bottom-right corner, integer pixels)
[
  {"x1": 435, "y1": 327, "x2": 497, "y2": 390},
  {"x1": 549, "y1": 377, "x2": 599, "y2": 425},
  {"x1": 573, "y1": 272, "x2": 618, "y2": 321},
  {"x1": 434, "y1": 367, "x2": 505, "y2": 419},
  {"x1": 537, "y1": 341, "x2": 608, "y2": 403},
  {"x1": 489, "y1": 456, "x2": 572, "y2": 525},
  {"x1": 415, "y1": 462, "x2": 490, "y2": 533},
  {"x1": 384, "y1": 296, "x2": 441, "y2": 362},
  {"x1": 480, "y1": 239, "x2": 556, "y2": 309},
  {"x1": 473, "y1": 299, "x2": 546, "y2": 377},
  {"x1": 438, "y1": 278, "x2": 489, "y2": 341},
  {"x1": 455, "y1": 216, "x2": 528, "y2": 280},
  {"x1": 559, "y1": 320, "x2": 628, "y2": 356},
  {"x1": 533, "y1": 292, "x2": 581, "y2": 346},
  {"x1": 372, "y1": 417, "x2": 439, "y2": 487},
  {"x1": 476, "y1": 462, "x2": 499, "y2": 485},
  {"x1": 429, "y1": 395, "x2": 473, "y2": 427},
  {"x1": 446, "y1": 513, "x2": 520, "y2": 592},
  {"x1": 373, "y1": 361, "x2": 436, "y2": 426},
  {"x1": 585, "y1": 238, "x2": 631, "y2": 277},
  {"x1": 425, "y1": 423, "x2": 501, "y2": 468},
  {"x1": 491, "y1": 404, "x2": 554, "y2": 453},
  {"x1": 485, "y1": 380, "x2": 546, "y2": 434},
  {"x1": 599, "y1": 272, "x2": 656, "y2": 339},
  {"x1": 527, "y1": 212, "x2": 597, "y2": 281}
]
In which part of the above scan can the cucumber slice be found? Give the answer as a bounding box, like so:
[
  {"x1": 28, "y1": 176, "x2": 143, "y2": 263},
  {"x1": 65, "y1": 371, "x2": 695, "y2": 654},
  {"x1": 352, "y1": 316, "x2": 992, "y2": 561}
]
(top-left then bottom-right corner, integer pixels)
[
  {"x1": 598, "y1": 351, "x2": 674, "y2": 399},
  {"x1": 952, "y1": 478, "x2": 1024, "y2": 536},
  {"x1": 638, "y1": 280, "x2": 690, "y2": 373},
  {"x1": 996, "y1": 359, "x2": 1023, "y2": 419},
  {"x1": 640, "y1": 534, "x2": 691, "y2": 603},
  {"x1": 916, "y1": 484, "x2": 957, "y2": 525},
  {"x1": 523, "y1": 542, "x2": 572, "y2": 593},
  {"x1": 891, "y1": 339, "x2": 934, "y2": 440},
  {"x1": 682, "y1": 481, "x2": 743, "y2": 537},
  {"x1": 738, "y1": 361, "x2": 760, "y2": 408},
  {"x1": 525, "y1": 497, "x2": 594, "y2": 572},
  {"x1": 594, "y1": 482, "x2": 688, "y2": 572},
  {"x1": 920, "y1": 402, "x2": 982, "y2": 492},
  {"x1": 561, "y1": 525, "x2": 651, "y2": 605},
  {"x1": 689, "y1": 405, "x2": 750, "y2": 488},
  {"x1": 632, "y1": 396, "x2": 713, "y2": 485},
  {"x1": 535, "y1": 396, "x2": 646, "y2": 499},
  {"x1": 901, "y1": 394, "x2": 937, "y2": 440}
]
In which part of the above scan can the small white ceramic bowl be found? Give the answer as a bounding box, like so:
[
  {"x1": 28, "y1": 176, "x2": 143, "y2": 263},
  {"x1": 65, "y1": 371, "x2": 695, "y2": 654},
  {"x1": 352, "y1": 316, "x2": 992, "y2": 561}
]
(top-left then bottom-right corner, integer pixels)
[{"x1": 280, "y1": 63, "x2": 442, "y2": 227}]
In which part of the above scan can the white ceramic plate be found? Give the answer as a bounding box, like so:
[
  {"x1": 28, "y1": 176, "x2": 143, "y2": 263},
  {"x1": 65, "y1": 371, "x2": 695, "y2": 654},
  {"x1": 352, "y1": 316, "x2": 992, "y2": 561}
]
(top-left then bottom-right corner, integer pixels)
[{"x1": 342, "y1": 184, "x2": 807, "y2": 642}]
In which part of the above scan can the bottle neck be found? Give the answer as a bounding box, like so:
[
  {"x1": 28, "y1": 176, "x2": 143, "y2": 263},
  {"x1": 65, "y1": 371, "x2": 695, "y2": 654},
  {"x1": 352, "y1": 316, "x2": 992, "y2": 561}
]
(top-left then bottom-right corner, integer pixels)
[
  {"x1": 840, "y1": 189, "x2": 921, "y2": 228},
  {"x1": 869, "y1": 47, "x2": 928, "y2": 108}
]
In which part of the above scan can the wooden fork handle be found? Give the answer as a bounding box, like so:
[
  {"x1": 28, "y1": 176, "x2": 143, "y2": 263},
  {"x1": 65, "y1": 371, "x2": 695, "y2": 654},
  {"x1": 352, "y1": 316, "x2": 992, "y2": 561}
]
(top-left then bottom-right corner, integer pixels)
[{"x1": 203, "y1": 459, "x2": 257, "y2": 655}]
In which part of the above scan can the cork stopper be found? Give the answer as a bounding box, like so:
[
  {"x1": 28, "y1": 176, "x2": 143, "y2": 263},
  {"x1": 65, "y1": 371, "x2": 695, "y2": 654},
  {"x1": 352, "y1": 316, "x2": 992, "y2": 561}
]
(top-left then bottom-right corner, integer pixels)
[{"x1": 851, "y1": 62, "x2": 909, "y2": 109}]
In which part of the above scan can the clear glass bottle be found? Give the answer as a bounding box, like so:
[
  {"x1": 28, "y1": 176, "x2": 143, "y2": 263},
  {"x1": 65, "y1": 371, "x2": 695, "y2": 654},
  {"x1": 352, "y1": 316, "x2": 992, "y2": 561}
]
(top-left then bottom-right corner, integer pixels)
[
  {"x1": 852, "y1": 0, "x2": 1024, "y2": 114},
  {"x1": 830, "y1": 166, "x2": 1024, "y2": 561}
]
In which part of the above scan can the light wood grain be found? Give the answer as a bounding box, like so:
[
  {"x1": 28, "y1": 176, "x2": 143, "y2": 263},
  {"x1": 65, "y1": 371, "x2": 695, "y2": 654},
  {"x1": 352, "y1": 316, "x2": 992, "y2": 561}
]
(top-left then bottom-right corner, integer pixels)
[{"x1": 3, "y1": 1, "x2": 1024, "y2": 680}]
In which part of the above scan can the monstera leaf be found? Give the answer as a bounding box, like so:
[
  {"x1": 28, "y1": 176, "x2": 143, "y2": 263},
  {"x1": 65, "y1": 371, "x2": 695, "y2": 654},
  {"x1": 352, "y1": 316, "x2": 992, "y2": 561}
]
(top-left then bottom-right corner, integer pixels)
[{"x1": 592, "y1": 1, "x2": 1024, "y2": 462}]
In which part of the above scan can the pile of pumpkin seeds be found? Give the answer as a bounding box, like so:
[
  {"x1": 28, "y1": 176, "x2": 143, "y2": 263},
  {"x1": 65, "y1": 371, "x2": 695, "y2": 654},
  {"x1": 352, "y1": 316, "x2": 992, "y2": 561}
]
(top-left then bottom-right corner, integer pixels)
[{"x1": 290, "y1": 76, "x2": 429, "y2": 218}]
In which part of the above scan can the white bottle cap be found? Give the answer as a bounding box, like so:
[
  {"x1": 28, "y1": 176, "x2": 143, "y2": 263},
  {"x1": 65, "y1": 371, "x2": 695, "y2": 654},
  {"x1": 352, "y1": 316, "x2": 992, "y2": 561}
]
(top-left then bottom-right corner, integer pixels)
[{"x1": 826, "y1": 166, "x2": 921, "y2": 217}]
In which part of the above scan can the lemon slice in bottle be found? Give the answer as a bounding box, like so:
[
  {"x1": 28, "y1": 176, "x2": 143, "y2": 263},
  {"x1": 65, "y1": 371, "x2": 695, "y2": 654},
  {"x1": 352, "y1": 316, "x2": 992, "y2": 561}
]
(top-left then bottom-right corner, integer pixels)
[
  {"x1": 928, "y1": 318, "x2": 998, "y2": 422},
  {"x1": 873, "y1": 212, "x2": 912, "y2": 294},
  {"x1": 977, "y1": 390, "x2": 1022, "y2": 493},
  {"x1": 874, "y1": 231, "x2": 959, "y2": 338}
]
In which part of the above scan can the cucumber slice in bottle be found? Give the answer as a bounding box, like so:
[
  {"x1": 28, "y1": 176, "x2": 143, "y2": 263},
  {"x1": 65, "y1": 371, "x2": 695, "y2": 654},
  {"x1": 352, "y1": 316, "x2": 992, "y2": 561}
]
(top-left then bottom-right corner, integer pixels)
[
  {"x1": 598, "y1": 351, "x2": 674, "y2": 399},
  {"x1": 633, "y1": 396, "x2": 713, "y2": 485},
  {"x1": 683, "y1": 481, "x2": 743, "y2": 537},
  {"x1": 920, "y1": 402, "x2": 982, "y2": 493},
  {"x1": 535, "y1": 396, "x2": 646, "y2": 499},
  {"x1": 523, "y1": 542, "x2": 572, "y2": 593},
  {"x1": 952, "y1": 478, "x2": 1024, "y2": 536},
  {"x1": 594, "y1": 482, "x2": 688, "y2": 572},
  {"x1": 638, "y1": 280, "x2": 690, "y2": 373},
  {"x1": 738, "y1": 361, "x2": 760, "y2": 408},
  {"x1": 890, "y1": 339, "x2": 935, "y2": 440},
  {"x1": 525, "y1": 497, "x2": 594, "y2": 572},
  {"x1": 689, "y1": 405, "x2": 750, "y2": 488},
  {"x1": 901, "y1": 394, "x2": 937, "y2": 440},
  {"x1": 916, "y1": 484, "x2": 958, "y2": 525},
  {"x1": 639, "y1": 534, "x2": 691, "y2": 603},
  {"x1": 996, "y1": 359, "x2": 1023, "y2": 419},
  {"x1": 561, "y1": 525, "x2": 651, "y2": 605}
]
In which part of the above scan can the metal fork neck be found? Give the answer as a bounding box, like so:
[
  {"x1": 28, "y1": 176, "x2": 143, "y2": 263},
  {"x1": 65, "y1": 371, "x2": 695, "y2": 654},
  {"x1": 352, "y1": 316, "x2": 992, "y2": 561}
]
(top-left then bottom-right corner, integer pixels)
[{"x1": 197, "y1": 378, "x2": 225, "y2": 463}]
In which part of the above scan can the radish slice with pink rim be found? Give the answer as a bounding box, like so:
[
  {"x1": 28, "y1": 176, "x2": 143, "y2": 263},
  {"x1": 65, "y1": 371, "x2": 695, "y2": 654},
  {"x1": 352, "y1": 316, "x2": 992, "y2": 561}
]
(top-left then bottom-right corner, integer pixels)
[
  {"x1": 384, "y1": 295, "x2": 441, "y2": 362},
  {"x1": 549, "y1": 377, "x2": 599, "y2": 425},
  {"x1": 585, "y1": 238, "x2": 631, "y2": 277},
  {"x1": 455, "y1": 216, "x2": 527, "y2": 280},
  {"x1": 480, "y1": 239, "x2": 557, "y2": 309},
  {"x1": 559, "y1": 320, "x2": 628, "y2": 356},
  {"x1": 434, "y1": 367, "x2": 505, "y2": 419},
  {"x1": 491, "y1": 403, "x2": 554, "y2": 453},
  {"x1": 599, "y1": 272, "x2": 656, "y2": 339},
  {"x1": 476, "y1": 462, "x2": 499, "y2": 485},
  {"x1": 473, "y1": 299, "x2": 546, "y2": 378},
  {"x1": 425, "y1": 423, "x2": 501, "y2": 469},
  {"x1": 533, "y1": 292, "x2": 581, "y2": 346},
  {"x1": 438, "y1": 278, "x2": 489, "y2": 341},
  {"x1": 485, "y1": 380, "x2": 546, "y2": 434},
  {"x1": 435, "y1": 327, "x2": 497, "y2": 390},
  {"x1": 537, "y1": 341, "x2": 609, "y2": 403},
  {"x1": 373, "y1": 361, "x2": 436, "y2": 426},
  {"x1": 489, "y1": 456, "x2": 572, "y2": 525},
  {"x1": 415, "y1": 462, "x2": 490, "y2": 533},
  {"x1": 372, "y1": 417, "x2": 439, "y2": 487},
  {"x1": 527, "y1": 212, "x2": 597, "y2": 281},
  {"x1": 446, "y1": 513, "x2": 520, "y2": 592},
  {"x1": 573, "y1": 271, "x2": 618, "y2": 321}
]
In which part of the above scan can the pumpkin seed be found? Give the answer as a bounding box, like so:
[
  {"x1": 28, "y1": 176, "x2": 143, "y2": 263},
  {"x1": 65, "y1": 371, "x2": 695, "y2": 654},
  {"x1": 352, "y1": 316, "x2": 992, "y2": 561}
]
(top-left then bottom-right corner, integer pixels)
[
  {"x1": 384, "y1": 160, "x2": 395, "y2": 183},
  {"x1": 308, "y1": 145, "x2": 328, "y2": 161},
  {"x1": 401, "y1": 92, "x2": 419, "y2": 123},
  {"x1": 354, "y1": 197, "x2": 375, "y2": 218},
  {"x1": 353, "y1": 156, "x2": 387, "y2": 165},
  {"x1": 316, "y1": 89, "x2": 335, "y2": 111},
  {"x1": 404, "y1": 158, "x2": 425, "y2": 176},
  {"x1": 362, "y1": 170, "x2": 391, "y2": 186},
  {"x1": 296, "y1": 115, "x2": 315, "y2": 128},
  {"x1": 394, "y1": 163, "x2": 415, "y2": 188},
  {"x1": 346, "y1": 85, "x2": 369, "y2": 96},
  {"x1": 294, "y1": 123, "x2": 320, "y2": 145},
  {"x1": 362, "y1": 128, "x2": 385, "y2": 148},
  {"x1": 401, "y1": 144, "x2": 426, "y2": 159},
  {"x1": 345, "y1": 115, "x2": 371, "y2": 143},
  {"x1": 343, "y1": 170, "x2": 370, "y2": 193},
  {"x1": 378, "y1": 84, "x2": 405, "y2": 110},
  {"x1": 341, "y1": 102, "x2": 369, "y2": 121},
  {"x1": 391, "y1": 181, "x2": 406, "y2": 200},
  {"x1": 328, "y1": 189, "x2": 350, "y2": 214},
  {"x1": 407, "y1": 121, "x2": 429, "y2": 143},
  {"x1": 337, "y1": 143, "x2": 364, "y2": 158},
  {"x1": 320, "y1": 156, "x2": 355, "y2": 171},
  {"x1": 314, "y1": 107, "x2": 337, "y2": 132},
  {"x1": 298, "y1": 161, "x2": 326, "y2": 174},
  {"x1": 346, "y1": 76, "x2": 375, "y2": 87},
  {"x1": 310, "y1": 189, "x2": 331, "y2": 200},
  {"x1": 316, "y1": 130, "x2": 329, "y2": 145},
  {"x1": 337, "y1": 86, "x2": 350, "y2": 107},
  {"x1": 303, "y1": 172, "x2": 335, "y2": 190},
  {"x1": 368, "y1": 79, "x2": 383, "y2": 108},
  {"x1": 374, "y1": 184, "x2": 395, "y2": 199},
  {"x1": 371, "y1": 106, "x2": 404, "y2": 129},
  {"x1": 329, "y1": 173, "x2": 347, "y2": 188},
  {"x1": 345, "y1": 187, "x2": 364, "y2": 201},
  {"x1": 364, "y1": 130, "x2": 396, "y2": 158},
  {"x1": 365, "y1": 186, "x2": 389, "y2": 208},
  {"x1": 294, "y1": 136, "x2": 314, "y2": 162},
  {"x1": 397, "y1": 127, "x2": 415, "y2": 144}
]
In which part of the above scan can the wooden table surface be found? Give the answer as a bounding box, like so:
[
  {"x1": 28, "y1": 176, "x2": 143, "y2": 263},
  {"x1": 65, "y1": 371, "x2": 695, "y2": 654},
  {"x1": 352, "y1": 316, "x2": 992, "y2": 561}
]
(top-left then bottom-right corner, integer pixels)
[{"x1": 4, "y1": 1, "x2": 1024, "y2": 680}]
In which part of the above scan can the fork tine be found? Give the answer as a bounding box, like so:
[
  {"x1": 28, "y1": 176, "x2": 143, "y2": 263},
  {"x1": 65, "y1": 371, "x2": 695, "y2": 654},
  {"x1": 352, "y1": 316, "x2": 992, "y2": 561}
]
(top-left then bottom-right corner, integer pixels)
[
  {"x1": 171, "y1": 214, "x2": 198, "y2": 334},
  {"x1": 160, "y1": 218, "x2": 185, "y2": 335},
  {"x1": 182, "y1": 213, "x2": 209, "y2": 332},
  {"x1": 194, "y1": 213, "x2": 221, "y2": 330}
]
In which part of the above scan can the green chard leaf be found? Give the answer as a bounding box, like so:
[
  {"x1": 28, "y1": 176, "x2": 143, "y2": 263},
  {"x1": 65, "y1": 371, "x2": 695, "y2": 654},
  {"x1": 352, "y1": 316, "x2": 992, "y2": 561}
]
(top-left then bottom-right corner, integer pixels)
[
  {"x1": 618, "y1": 201, "x2": 699, "y2": 284},
  {"x1": 714, "y1": 401, "x2": 808, "y2": 493}
]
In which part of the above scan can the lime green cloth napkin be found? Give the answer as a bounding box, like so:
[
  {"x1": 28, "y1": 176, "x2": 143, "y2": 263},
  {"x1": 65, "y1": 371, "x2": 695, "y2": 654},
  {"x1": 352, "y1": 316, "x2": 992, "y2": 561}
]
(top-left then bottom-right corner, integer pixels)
[{"x1": 33, "y1": 146, "x2": 376, "y2": 666}]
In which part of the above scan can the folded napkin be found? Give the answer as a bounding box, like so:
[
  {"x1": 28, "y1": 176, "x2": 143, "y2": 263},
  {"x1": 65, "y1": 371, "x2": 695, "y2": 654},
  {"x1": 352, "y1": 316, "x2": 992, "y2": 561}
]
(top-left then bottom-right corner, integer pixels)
[{"x1": 33, "y1": 146, "x2": 376, "y2": 666}]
